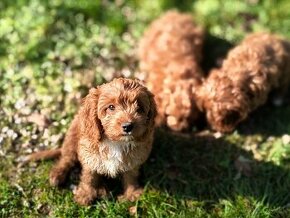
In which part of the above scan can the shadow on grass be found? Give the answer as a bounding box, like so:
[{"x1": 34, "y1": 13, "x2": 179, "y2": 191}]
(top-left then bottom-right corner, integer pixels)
[
  {"x1": 201, "y1": 33, "x2": 234, "y2": 74},
  {"x1": 3, "y1": 106, "x2": 290, "y2": 216},
  {"x1": 238, "y1": 105, "x2": 290, "y2": 137},
  {"x1": 143, "y1": 128, "x2": 290, "y2": 209}
]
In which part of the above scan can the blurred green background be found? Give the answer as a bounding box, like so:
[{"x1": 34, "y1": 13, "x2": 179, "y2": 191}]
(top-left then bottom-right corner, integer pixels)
[
  {"x1": 1, "y1": 0, "x2": 290, "y2": 117},
  {"x1": 1, "y1": 0, "x2": 290, "y2": 217}
]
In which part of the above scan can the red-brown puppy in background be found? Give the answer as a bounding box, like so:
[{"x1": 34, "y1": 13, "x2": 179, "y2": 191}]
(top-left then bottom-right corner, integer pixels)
[
  {"x1": 197, "y1": 33, "x2": 290, "y2": 133},
  {"x1": 139, "y1": 10, "x2": 204, "y2": 132},
  {"x1": 25, "y1": 78, "x2": 157, "y2": 205}
]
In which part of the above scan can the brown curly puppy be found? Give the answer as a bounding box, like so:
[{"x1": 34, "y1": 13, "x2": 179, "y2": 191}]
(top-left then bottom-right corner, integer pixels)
[
  {"x1": 196, "y1": 33, "x2": 290, "y2": 133},
  {"x1": 25, "y1": 78, "x2": 157, "y2": 205},
  {"x1": 139, "y1": 10, "x2": 204, "y2": 131}
]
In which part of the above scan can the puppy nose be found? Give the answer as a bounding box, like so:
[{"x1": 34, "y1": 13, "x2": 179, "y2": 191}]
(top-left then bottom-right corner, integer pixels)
[{"x1": 122, "y1": 122, "x2": 134, "y2": 133}]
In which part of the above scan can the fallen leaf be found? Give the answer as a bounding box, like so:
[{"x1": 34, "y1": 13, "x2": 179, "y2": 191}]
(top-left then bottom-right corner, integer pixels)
[
  {"x1": 272, "y1": 97, "x2": 284, "y2": 107},
  {"x1": 26, "y1": 113, "x2": 50, "y2": 128},
  {"x1": 234, "y1": 155, "x2": 253, "y2": 178},
  {"x1": 129, "y1": 206, "x2": 137, "y2": 216},
  {"x1": 213, "y1": 132, "x2": 223, "y2": 139},
  {"x1": 167, "y1": 166, "x2": 180, "y2": 180},
  {"x1": 37, "y1": 203, "x2": 50, "y2": 215}
]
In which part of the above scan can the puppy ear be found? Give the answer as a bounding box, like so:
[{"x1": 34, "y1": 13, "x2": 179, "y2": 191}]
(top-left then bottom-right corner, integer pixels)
[
  {"x1": 79, "y1": 87, "x2": 103, "y2": 141},
  {"x1": 146, "y1": 91, "x2": 157, "y2": 126}
]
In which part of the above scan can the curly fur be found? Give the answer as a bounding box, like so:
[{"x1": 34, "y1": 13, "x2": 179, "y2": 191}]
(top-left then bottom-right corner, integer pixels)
[
  {"x1": 139, "y1": 10, "x2": 204, "y2": 131},
  {"x1": 26, "y1": 78, "x2": 157, "y2": 205},
  {"x1": 197, "y1": 33, "x2": 290, "y2": 133}
]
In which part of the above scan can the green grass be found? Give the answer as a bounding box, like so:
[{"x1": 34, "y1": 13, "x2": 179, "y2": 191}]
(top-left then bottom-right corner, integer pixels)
[{"x1": 1, "y1": 0, "x2": 290, "y2": 217}]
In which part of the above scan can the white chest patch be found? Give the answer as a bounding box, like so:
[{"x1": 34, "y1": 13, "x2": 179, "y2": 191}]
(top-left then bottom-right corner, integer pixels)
[
  {"x1": 99, "y1": 139, "x2": 135, "y2": 176},
  {"x1": 79, "y1": 138, "x2": 138, "y2": 177}
]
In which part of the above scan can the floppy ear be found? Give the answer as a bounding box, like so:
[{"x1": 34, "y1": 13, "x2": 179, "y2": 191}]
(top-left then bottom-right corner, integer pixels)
[
  {"x1": 79, "y1": 87, "x2": 103, "y2": 142},
  {"x1": 146, "y1": 91, "x2": 157, "y2": 127}
]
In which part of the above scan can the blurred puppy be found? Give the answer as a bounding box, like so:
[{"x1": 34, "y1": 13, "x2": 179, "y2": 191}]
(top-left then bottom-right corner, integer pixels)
[
  {"x1": 139, "y1": 10, "x2": 204, "y2": 131},
  {"x1": 197, "y1": 33, "x2": 290, "y2": 133},
  {"x1": 25, "y1": 78, "x2": 157, "y2": 205}
]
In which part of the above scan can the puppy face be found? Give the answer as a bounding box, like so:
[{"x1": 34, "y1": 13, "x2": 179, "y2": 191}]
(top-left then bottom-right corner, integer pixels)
[
  {"x1": 206, "y1": 103, "x2": 244, "y2": 133},
  {"x1": 200, "y1": 71, "x2": 249, "y2": 133},
  {"x1": 95, "y1": 78, "x2": 156, "y2": 142},
  {"x1": 204, "y1": 88, "x2": 248, "y2": 133}
]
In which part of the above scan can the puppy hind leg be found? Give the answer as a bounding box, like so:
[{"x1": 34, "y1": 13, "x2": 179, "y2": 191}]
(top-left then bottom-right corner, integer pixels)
[{"x1": 49, "y1": 154, "x2": 77, "y2": 186}]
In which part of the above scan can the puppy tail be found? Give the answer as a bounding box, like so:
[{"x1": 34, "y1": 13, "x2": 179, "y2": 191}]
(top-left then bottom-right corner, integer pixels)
[{"x1": 22, "y1": 148, "x2": 61, "y2": 163}]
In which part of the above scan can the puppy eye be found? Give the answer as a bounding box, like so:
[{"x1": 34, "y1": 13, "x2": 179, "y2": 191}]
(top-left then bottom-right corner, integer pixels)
[{"x1": 108, "y1": 105, "x2": 115, "y2": 111}]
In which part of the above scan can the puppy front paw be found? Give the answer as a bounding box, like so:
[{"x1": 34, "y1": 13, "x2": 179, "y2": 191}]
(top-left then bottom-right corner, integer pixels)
[
  {"x1": 118, "y1": 187, "x2": 143, "y2": 202},
  {"x1": 96, "y1": 186, "x2": 108, "y2": 198},
  {"x1": 73, "y1": 186, "x2": 97, "y2": 206}
]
